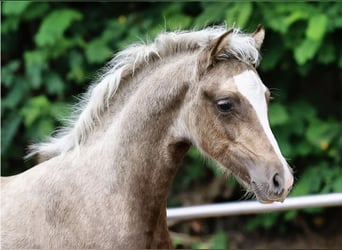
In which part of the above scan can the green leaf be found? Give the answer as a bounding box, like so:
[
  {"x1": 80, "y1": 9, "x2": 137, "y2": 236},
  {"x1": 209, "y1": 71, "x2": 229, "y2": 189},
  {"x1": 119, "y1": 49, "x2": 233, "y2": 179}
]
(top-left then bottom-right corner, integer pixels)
[
  {"x1": 23, "y1": 2, "x2": 50, "y2": 20},
  {"x1": 1, "y1": 113, "x2": 22, "y2": 154},
  {"x1": 294, "y1": 38, "x2": 321, "y2": 65},
  {"x1": 67, "y1": 50, "x2": 86, "y2": 83},
  {"x1": 1, "y1": 60, "x2": 21, "y2": 87},
  {"x1": 284, "y1": 210, "x2": 297, "y2": 221},
  {"x1": 317, "y1": 43, "x2": 336, "y2": 65},
  {"x1": 25, "y1": 117, "x2": 55, "y2": 141},
  {"x1": 284, "y1": 10, "x2": 309, "y2": 26},
  {"x1": 24, "y1": 50, "x2": 47, "y2": 66},
  {"x1": 24, "y1": 50, "x2": 47, "y2": 88},
  {"x1": 257, "y1": 3, "x2": 289, "y2": 34},
  {"x1": 188, "y1": 146, "x2": 202, "y2": 159},
  {"x1": 291, "y1": 167, "x2": 322, "y2": 196},
  {"x1": 245, "y1": 213, "x2": 279, "y2": 231},
  {"x1": 306, "y1": 119, "x2": 331, "y2": 148},
  {"x1": 2, "y1": 79, "x2": 28, "y2": 109},
  {"x1": 27, "y1": 67, "x2": 43, "y2": 89},
  {"x1": 260, "y1": 41, "x2": 285, "y2": 71},
  {"x1": 293, "y1": 140, "x2": 312, "y2": 157},
  {"x1": 269, "y1": 103, "x2": 289, "y2": 126},
  {"x1": 2, "y1": 2, "x2": 31, "y2": 16},
  {"x1": 45, "y1": 72, "x2": 65, "y2": 96},
  {"x1": 210, "y1": 231, "x2": 228, "y2": 249},
  {"x1": 206, "y1": 159, "x2": 222, "y2": 176},
  {"x1": 165, "y1": 14, "x2": 192, "y2": 30},
  {"x1": 332, "y1": 176, "x2": 342, "y2": 192},
  {"x1": 35, "y1": 118, "x2": 55, "y2": 140},
  {"x1": 225, "y1": 2, "x2": 252, "y2": 28},
  {"x1": 50, "y1": 102, "x2": 69, "y2": 121},
  {"x1": 85, "y1": 39, "x2": 112, "y2": 64},
  {"x1": 35, "y1": 9, "x2": 82, "y2": 47},
  {"x1": 290, "y1": 101, "x2": 317, "y2": 122},
  {"x1": 49, "y1": 38, "x2": 74, "y2": 59},
  {"x1": 291, "y1": 174, "x2": 312, "y2": 196},
  {"x1": 104, "y1": 20, "x2": 126, "y2": 41},
  {"x1": 334, "y1": 16, "x2": 342, "y2": 28},
  {"x1": 262, "y1": 213, "x2": 279, "y2": 229},
  {"x1": 1, "y1": 16, "x2": 20, "y2": 33},
  {"x1": 306, "y1": 14, "x2": 328, "y2": 41},
  {"x1": 195, "y1": 3, "x2": 228, "y2": 26},
  {"x1": 303, "y1": 207, "x2": 323, "y2": 214},
  {"x1": 20, "y1": 96, "x2": 50, "y2": 126},
  {"x1": 276, "y1": 134, "x2": 292, "y2": 158},
  {"x1": 161, "y1": 2, "x2": 192, "y2": 30}
]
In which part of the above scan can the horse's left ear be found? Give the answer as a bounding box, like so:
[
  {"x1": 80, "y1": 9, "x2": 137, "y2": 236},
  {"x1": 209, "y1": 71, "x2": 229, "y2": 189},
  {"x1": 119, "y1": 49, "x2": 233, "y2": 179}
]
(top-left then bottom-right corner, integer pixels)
[
  {"x1": 252, "y1": 24, "x2": 265, "y2": 50},
  {"x1": 197, "y1": 29, "x2": 234, "y2": 78}
]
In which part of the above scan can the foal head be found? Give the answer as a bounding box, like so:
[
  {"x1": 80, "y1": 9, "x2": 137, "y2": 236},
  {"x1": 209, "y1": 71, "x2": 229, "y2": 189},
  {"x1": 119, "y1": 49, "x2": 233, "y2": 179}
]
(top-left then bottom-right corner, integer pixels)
[{"x1": 184, "y1": 27, "x2": 293, "y2": 203}]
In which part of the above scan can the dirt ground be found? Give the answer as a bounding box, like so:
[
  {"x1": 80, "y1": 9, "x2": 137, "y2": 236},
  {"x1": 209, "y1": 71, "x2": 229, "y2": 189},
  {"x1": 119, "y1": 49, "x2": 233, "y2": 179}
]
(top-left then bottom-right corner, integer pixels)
[
  {"x1": 170, "y1": 207, "x2": 342, "y2": 249},
  {"x1": 169, "y1": 175, "x2": 341, "y2": 249}
]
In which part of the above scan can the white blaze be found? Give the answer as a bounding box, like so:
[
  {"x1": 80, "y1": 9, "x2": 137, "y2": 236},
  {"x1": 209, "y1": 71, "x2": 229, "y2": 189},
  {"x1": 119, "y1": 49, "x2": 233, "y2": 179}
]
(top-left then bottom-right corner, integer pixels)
[{"x1": 233, "y1": 70, "x2": 293, "y2": 190}]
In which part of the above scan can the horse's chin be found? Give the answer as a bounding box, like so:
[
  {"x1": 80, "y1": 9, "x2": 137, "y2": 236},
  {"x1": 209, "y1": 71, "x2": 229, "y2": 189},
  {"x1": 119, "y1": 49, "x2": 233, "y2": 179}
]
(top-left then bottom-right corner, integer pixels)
[
  {"x1": 234, "y1": 176, "x2": 283, "y2": 204},
  {"x1": 251, "y1": 181, "x2": 285, "y2": 204},
  {"x1": 254, "y1": 195, "x2": 279, "y2": 204}
]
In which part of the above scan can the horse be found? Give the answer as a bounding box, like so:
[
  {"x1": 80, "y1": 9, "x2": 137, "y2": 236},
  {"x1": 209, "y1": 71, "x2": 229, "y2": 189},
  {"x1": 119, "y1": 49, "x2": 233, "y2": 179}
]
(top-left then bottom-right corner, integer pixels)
[{"x1": 1, "y1": 25, "x2": 294, "y2": 248}]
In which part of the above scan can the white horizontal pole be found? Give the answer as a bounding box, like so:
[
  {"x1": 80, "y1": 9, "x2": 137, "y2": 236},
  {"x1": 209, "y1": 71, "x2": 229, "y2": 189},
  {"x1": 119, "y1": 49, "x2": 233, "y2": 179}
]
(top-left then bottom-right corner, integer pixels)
[{"x1": 167, "y1": 193, "x2": 342, "y2": 221}]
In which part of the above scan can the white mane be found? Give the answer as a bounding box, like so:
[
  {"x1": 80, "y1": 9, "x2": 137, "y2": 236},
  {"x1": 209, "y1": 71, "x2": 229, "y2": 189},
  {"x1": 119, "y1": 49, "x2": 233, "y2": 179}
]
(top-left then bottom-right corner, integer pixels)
[{"x1": 27, "y1": 26, "x2": 261, "y2": 160}]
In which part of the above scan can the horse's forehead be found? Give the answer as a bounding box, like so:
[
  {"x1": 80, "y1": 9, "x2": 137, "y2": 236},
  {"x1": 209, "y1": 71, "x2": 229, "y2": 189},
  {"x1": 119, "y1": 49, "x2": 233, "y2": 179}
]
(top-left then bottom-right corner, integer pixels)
[{"x1": 232, "y1": 70, "x2": 267, "y2": 106}]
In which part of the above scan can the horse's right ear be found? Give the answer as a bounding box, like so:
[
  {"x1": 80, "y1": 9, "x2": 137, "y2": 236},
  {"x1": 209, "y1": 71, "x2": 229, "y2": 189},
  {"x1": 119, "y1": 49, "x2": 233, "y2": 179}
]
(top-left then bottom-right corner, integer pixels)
[
  {"x1": 252, "y1": 24, "x2": 265, "y2": 50},
  {"x1": 197, "y1": 29, "x2": 234, "y2": 78}
]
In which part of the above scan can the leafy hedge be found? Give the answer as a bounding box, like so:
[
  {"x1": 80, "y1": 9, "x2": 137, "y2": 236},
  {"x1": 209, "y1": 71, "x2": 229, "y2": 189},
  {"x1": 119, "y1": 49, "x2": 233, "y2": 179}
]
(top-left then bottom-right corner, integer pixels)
[{"x1": 2, "y1": 1, "x2": 341, "y2": 239}]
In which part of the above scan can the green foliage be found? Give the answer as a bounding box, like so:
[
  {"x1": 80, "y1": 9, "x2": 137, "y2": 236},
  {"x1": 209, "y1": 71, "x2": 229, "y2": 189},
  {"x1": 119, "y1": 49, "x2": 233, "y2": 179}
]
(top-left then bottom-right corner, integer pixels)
[
  {"x1": 2, "y1": 2, "x2": 31, "y2": 16},
  {"x1": 1, "y1": 1, "x2": 341, "y2": 243},
  {"x1": 172, "y1": 230, "x2": 229, "y2": 249},
  {"x1": 245, "y1": 212, "x2": 281, "y2": 232},
  {"x1": 192, "y1": 231, "x2": 228, "y2": 249}
]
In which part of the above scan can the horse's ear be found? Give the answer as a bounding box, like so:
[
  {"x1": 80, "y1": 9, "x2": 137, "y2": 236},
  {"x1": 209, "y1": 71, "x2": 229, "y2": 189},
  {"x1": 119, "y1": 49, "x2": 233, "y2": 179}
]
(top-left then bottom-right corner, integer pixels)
[
  {"x1": 252, "y1": 24, "x2": 265, "y2": 50},
  {"x1": 197, "y1": 29, "x2": 234, "y2": 78}
]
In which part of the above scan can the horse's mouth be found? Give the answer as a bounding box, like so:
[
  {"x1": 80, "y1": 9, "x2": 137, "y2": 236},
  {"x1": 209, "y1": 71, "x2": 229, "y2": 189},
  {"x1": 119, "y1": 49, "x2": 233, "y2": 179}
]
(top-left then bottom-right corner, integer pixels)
[
  {"x1": 227, "y1": 165, "x2": 288, "y2": 203},
  {"x1": 234, "y1": 176, "x2": 285, "y2": 204},
  {"x1": 251, "y1": 181, "x2": 285, "y2": 204}
]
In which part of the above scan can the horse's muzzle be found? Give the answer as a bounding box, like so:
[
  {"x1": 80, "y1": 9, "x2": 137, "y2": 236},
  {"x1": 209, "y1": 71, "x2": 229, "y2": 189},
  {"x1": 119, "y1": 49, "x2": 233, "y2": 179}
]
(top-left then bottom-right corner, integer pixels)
[{"x1": 251, "y1": 172, "x2": 293, "y2": 203}]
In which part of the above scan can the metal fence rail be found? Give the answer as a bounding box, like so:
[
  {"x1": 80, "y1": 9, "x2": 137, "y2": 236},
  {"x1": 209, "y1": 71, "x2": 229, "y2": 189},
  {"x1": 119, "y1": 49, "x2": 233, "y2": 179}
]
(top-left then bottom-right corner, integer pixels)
[{"x1": 167, "y1": 193, "x2": 342, "y2": 222}]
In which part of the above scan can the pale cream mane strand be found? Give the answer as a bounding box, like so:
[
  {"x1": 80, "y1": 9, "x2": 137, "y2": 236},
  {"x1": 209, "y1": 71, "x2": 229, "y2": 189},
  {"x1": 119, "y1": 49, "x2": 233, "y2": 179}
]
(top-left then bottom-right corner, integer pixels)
[{"x1": 27, "y1": 26, "x2": 260, "y2": 160}]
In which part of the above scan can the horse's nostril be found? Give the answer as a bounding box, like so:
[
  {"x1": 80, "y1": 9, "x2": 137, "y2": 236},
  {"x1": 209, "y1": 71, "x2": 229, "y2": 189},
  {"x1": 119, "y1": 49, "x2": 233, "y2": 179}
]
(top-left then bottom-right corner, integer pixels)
[
  {"x1": 272, "y1": 173, "x2": 284, "y2": 195},
  {"x1": 273, "y1": 173, "x2": 280, "y2": 187}
]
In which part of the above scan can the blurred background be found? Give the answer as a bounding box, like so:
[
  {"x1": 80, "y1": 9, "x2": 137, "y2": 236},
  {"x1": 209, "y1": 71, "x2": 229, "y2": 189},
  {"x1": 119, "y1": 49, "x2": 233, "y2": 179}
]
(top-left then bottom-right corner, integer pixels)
[{"x1": 1, "y1": 2, "x2": 341, "y2": 249}]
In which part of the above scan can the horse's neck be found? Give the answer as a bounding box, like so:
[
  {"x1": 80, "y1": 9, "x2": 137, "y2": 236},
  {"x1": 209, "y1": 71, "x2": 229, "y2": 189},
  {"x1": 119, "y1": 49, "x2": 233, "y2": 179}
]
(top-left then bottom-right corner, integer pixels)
[
  {"x1": 62, "y1": 54, "x2": 193, "y2": 239},
  {"x1": 102, "y1": 55, "x2": 193, "y2": 197}
]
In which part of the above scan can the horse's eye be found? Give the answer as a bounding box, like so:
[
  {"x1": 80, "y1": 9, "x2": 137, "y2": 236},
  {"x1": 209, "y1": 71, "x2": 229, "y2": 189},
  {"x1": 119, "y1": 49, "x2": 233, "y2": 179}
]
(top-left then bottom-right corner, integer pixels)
[{"x1": 216, "y1": 99, "x2": 233, "y2": 113}]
